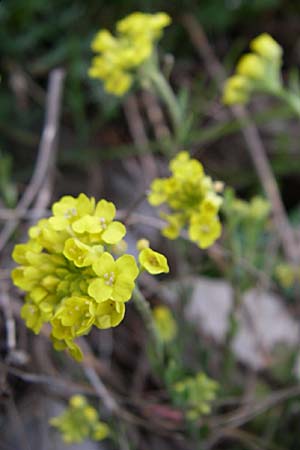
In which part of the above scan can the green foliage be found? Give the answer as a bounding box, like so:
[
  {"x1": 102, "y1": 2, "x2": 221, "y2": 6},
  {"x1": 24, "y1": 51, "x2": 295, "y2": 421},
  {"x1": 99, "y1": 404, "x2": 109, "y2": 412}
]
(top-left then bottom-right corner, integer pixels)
[{"x1": 0, "y1": 150, "x2": 17, "y2": 207}]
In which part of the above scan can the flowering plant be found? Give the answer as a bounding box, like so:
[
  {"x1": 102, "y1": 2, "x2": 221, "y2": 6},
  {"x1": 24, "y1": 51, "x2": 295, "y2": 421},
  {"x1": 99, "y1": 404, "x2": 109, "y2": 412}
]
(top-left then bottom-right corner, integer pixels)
[
  {"x1": 148, "y1": 151, "x2": 223, "y2": 248},
  {"x1": 12, "y1": 194, "x2": 169, "y2": 360},
  {"x1": 89, "y1": 12, "x2": 171, "y2": 96},
  {"x1": 50, "y1": 395, "x2": 109, "y2": 444}
]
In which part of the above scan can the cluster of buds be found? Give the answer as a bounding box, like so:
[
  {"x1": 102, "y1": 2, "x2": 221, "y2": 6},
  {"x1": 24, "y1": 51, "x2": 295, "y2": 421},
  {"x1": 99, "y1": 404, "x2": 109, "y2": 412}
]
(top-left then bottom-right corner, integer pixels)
[
  {"x1": 89, "y1": 12, "x2": 171, "y2": 96},
  {"x1": 225, "y1": 192, "x2": 271, "y2": 223},
  {"x1": 223, "y1": 33, "x2": 283, "y2": 105},
  {"x1": 148, "y1": 151, "x2": 223, "y2": 249},
  {"x1": 12, "y1": 194, "x2": 169, "y2": 360},
  {"x1": 173, "y1": 372, "x2": 219, "y2": 420},
  {"x1": 50, "y1": 395, "x2": 109, "y2": 444}
]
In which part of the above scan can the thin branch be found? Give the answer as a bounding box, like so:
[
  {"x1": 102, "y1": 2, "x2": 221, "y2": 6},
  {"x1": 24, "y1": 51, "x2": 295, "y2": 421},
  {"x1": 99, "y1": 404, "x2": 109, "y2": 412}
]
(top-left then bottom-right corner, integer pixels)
[
  {"x1": 182, "y1": 14, "x2": 300, "y2": 263},
  {"x1": 0, "y1": 281, "x2": 16, "y2": 354},
  {"x1": 0, "y1": 68, "x2": 65, "y2": 253}
]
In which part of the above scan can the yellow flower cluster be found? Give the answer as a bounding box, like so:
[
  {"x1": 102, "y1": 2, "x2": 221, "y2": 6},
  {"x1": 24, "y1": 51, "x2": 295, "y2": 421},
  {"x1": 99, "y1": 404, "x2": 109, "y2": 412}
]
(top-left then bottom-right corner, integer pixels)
[
  {"x1": 229, "y1": 195, "x2": 270, "y2": 222},
  {"x1": 275, "y1": 263, "x2": 300, "y2": 289},
  {"x1": 11, "y1": 194, "x2": 169, "y2": 360},
  {"x1": 153, "y1": 305, "x2": 177, "y2": 343},
  {"x1": 89, "y1": 12, "x2": 171, "y2": 96},
  {"x1": 173, "y1": 372, "x2": 219, "y2": 420},
  {"x1": 223, "y1": 33, "x2": 282, "y2": 105},
  {"x1": 148, "y1": 151, "x2": 223, "y2": 249},
  {"x1": 50, "y1": 395, "x2": 109, "y2": 444}
]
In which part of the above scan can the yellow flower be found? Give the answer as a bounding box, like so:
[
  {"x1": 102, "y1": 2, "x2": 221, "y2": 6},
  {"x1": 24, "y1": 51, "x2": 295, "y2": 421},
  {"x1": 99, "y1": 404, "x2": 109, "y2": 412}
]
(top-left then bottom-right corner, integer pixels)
[
  {"x1": 250, "y1": 33, "x2": 282, "y2": 60},
  {"x1": 88, "y1": 252, "x2": 139, "y2": 303},
  {"x1": 173, "y1": 372, "x2": 218, "y2": 420},
  {"x1": 89, "y1": 12, "x2": 171, "y2": 96},
  {"x1": 12, "y1": 193, "x2": 168, "y2": 360},
  {"x1": 222, "y1": 33, "x2": 283, "y2": 106},
  {"x1": 222, "y1": 75, "x2": 250, "y2": 105},
  {"x1": 72, "y1": 199, "x2": 126, "y2": 244},
  {"x1": 91, "y1": 300, "x2": 125, "y2": 329},
  {"x1": 116, "y1": 12, "x2": 171, "y2": 38},
  {"x1": 50, "y1": 395, "x2": 109, "y2": 444},
  {"x1": 160, "y1": 212, "x2": 184, "y2": 239},
  {"x1": 236, "y1": 53, "x2": 266, "y2": 80},
  {"x1": 275, "y1": 263, "x2": 296, "y2": 289},
  {"x1": 139, "y1": 247, "x2": 169, "y2": 274},
  {"x1": 188, "y1": 214, "x2": 222, "y2": 249},
  {"x1": 153, "y1": 305, "x2": 177, "y2": 342},
  {"x1": 148, "y1": 151, "x2": 223, "y2": 248}
]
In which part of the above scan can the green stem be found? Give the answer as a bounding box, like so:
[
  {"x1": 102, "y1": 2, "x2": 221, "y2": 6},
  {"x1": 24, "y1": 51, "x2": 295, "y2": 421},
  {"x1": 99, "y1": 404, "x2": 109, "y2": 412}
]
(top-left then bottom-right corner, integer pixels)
[
  {"x1": 266, "y1": 85, "x2": 300, "y2": 118},
  {"x1": 132, "y1": 286, "x2": 162, "y2": 359},
  {"x1": 148, "y1": 70, "x2": 182, "y2": 140}
]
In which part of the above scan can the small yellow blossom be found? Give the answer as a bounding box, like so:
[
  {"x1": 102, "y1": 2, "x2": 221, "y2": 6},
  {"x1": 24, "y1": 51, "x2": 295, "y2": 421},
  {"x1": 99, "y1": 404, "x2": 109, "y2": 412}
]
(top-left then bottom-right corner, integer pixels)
[
  {"x1": 188, "y1": 213, "x2": 222, "y2": 249},
  {"x1": 250, "y1": 33, "x2": 282, "y2": 60},
  {"x1": 222, "y1": 75, "x2": 250, "y2": 105},
  {"x1": 236, "y1": 53, "x2": 266, "y2": 79},
  {"x1": 88, "y1": 252, "x2": 139, "y2": 303},
  {"x1": 153, "y1": 305, "x2": 177, "y2": 342},
  {"x1": 139, "y1": 247, "x2": 169, "y2": 274}
]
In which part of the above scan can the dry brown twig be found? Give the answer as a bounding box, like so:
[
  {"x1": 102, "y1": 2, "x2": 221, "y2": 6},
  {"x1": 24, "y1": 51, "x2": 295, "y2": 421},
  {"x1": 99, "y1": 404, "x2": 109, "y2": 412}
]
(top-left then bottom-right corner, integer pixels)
[
  {"x1": 182, "y1": 14, "x2": 300, "y2": 264},
  {"x1": 0, "y1": 68, "x2": 65, "y2": 254}
]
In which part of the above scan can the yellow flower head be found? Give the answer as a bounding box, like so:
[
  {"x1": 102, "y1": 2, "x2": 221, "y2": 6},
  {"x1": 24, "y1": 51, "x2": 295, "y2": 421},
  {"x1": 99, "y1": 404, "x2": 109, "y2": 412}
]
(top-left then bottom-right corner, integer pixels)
[
  {"x1": 153, "y1": 305, "x2": 177, "y2": 342},
  {"x1": 236, "y1": 53, "x2": 266, "y2": 80},
  {"x1": 173, "y1": 372, "x2": 218, "y2": 420},
  {"x1": 89, "y1": 12, "x2": 171, "y2": 96},
  {"x1": 222, "y1": 74, "x2": 250, "y2": 105},
  {"x1": 250, "y1": 33, "x2": 282, "y2": 60},
  {"x1": 148, "y1": 151, "x2": 223, "y2": 249},
  {"x1": 275, "y1": 263, "x2": 296, "y2": 289},
  {"x1": 222, "y1": 33, "x2": 283, "y2": 106},
  {"x1": 11, "y1": 194, "x2": 139, "y2": 360},
  {"x1": 50, "y1": 395, "x2": 109, "y2": 444}
]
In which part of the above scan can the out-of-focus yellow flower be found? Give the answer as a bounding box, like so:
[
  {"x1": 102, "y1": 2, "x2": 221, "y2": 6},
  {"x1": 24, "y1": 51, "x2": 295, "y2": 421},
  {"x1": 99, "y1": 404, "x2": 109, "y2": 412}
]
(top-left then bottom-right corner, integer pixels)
[
  {"x1": 173, "y1": 372, "x2": 218, "y2": 420},
  {"x1": 275, "y1": 263, "x2": 296, "y2": 289},
  {"x1": 50, "y1": 395, "x2": 109, "y2": 444},
  {"x1": 250, "y1": 33, "x2": 282, "y2": 60},
  {"x1": 148, "y1": 151, "x2": 223, "y2": 249},
  {"x1": 222, "y1": 75, "x2": 250, "y2": 105},
  {"x1": 188, "y1": 213, "x2": 222, "y2": 249},
  {"x1": 116, "y1": 12, "x2": 171, "y2": 37},
  {"x1": 89, "y1": 12, "x2": 171, "y2": 96},
  {"x1": 222, "y1": 33, "x2": 283, "y2": 105},
  {"x1": 236, "y1": 53, "x2": 266, "y2": 79},
  {"x1": 153, "y1": 305, "x2": 177, "y2": 342}
]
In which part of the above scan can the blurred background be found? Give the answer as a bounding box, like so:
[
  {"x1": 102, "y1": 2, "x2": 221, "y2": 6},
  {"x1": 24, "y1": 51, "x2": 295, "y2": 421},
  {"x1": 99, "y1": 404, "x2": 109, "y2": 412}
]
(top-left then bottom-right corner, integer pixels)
[{"x1": 1, "y1": 1, "x2": 300, "y2": 449}]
